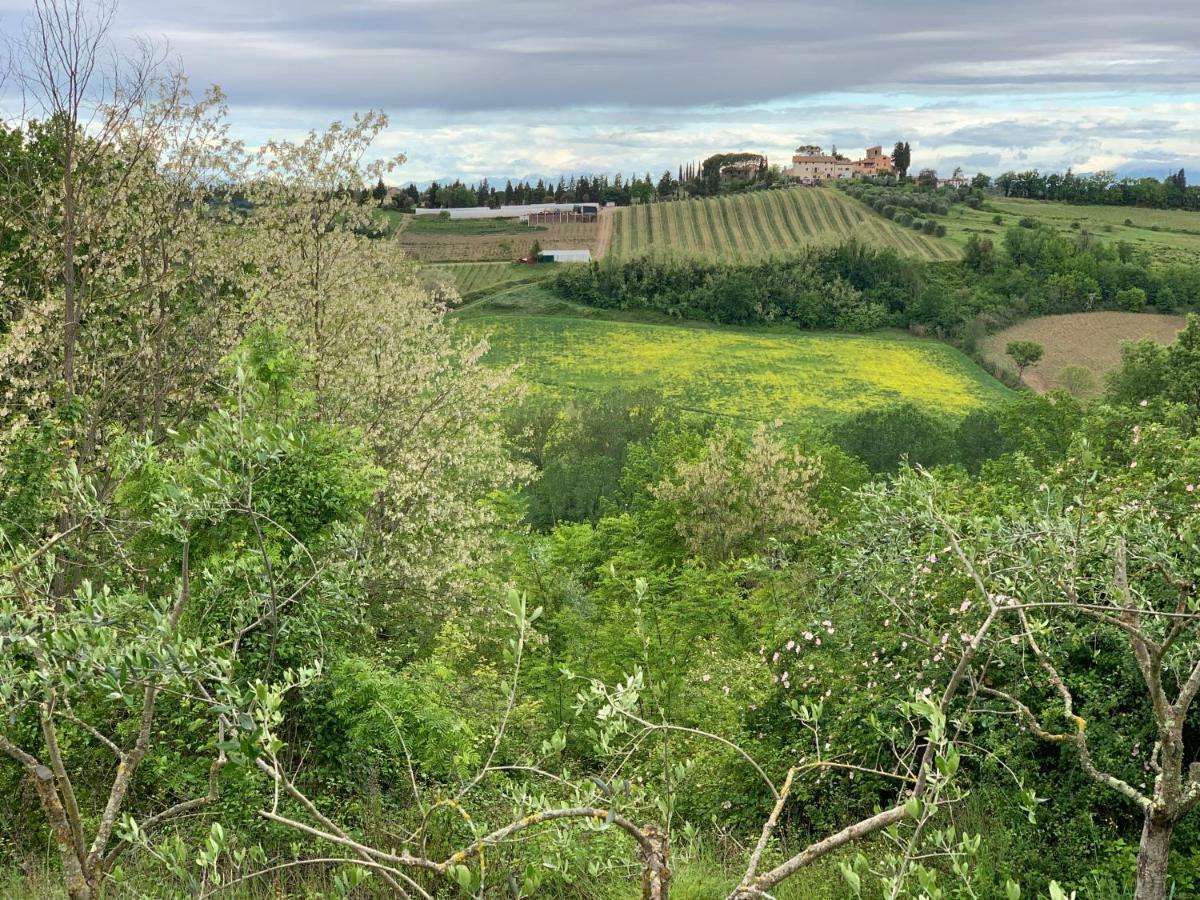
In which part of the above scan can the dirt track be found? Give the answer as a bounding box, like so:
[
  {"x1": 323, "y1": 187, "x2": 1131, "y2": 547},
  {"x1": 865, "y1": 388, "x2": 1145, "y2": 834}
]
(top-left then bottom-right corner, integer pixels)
[{"x1": 594, "y1": 207, "x2": 614, "y2": 260}]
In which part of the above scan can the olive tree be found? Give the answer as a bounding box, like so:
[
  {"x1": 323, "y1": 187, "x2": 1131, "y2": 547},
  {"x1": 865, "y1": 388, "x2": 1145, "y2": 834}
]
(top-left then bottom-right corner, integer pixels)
[
  {"x1": 886, "y1": 419, "x2": 1200, "y2": 899},
  {"x1": 0, "y1": 336, "x2": 375, "y2": 900}
]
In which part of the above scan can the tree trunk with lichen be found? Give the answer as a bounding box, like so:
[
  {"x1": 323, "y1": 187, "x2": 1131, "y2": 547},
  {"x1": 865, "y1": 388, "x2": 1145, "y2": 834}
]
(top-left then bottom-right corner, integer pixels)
[
  {"x1": 640, "y1": 823, "x2": 670, "y2": 900},
  {"x1": 1135, "y1": 810, "x2": 1174, "y2": 900}
]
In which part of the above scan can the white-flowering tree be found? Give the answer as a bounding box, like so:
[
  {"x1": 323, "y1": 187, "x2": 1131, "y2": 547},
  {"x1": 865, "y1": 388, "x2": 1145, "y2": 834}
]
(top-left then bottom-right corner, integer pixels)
[{"x1": 246, "y1": 115, "x2": 526, "y2": 622}]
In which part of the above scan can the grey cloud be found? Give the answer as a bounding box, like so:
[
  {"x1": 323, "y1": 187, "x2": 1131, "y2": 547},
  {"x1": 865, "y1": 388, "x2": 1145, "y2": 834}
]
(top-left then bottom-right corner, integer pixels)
[
  {"x1": 958, "y1": 153, "x2": 1003, "y2": 169},
  {"x1": 3, "y1": 0, "x2": 1197, "y2": 113}
]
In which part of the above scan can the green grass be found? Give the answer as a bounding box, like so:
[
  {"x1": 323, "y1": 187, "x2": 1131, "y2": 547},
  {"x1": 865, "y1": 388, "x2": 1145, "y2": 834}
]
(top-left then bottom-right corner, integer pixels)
[
  {"x1": 427, "y1": 261, "x2": 556, "y2": 301},
  {"x1": 608, "y1": 188, "x2": 959, "y2": 263},
  {"x1": 459, "y1": 286, "x2": 1010, "y2": 427},
  {"x1": 937, "y1": 197, "x2": 1200, "y2": 265},
  {"x1": 406, "y1": 215, "x2": 545, "y2": 236}
]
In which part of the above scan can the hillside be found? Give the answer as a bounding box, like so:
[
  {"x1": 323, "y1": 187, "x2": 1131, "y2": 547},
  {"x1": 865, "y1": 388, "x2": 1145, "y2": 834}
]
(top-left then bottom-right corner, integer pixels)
[
  {"x1": 981, "y1": 311, "x2": 1187, "y2": 396},
  {"x1": 939, "y1": 197, "x2": 1200, "y2": 265},
  {"x1": 608, "y1": 186, "x2": 960, "y2": 263},
  {"x1": 393, "y1": 213, "x2": 600, "y2": 262}
]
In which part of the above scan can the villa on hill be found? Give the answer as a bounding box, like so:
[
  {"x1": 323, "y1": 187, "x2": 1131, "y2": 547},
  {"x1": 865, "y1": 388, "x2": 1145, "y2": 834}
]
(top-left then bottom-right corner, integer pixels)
[{"x1": 785, "y1": 144, "x2": 896, "y2": 182}]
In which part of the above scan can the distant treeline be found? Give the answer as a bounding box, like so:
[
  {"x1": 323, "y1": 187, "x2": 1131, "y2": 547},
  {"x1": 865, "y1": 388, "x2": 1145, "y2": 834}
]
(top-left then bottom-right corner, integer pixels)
[
  {"x1": 552, "y1": 226, "x2": 1200, "y2": 338},
  {"x1": 391, "y1": 153, "x2": 781, "y2": 211},
  {"x1": 990, "y1": 168, "x2": 1198, "y2": 210}
]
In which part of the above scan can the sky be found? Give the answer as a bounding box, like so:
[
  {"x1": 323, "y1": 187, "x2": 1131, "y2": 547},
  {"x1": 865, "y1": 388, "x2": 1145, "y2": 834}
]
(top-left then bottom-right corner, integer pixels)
[{"x1": 3, "y1": 0, "x2": 1200, "y2": 184}]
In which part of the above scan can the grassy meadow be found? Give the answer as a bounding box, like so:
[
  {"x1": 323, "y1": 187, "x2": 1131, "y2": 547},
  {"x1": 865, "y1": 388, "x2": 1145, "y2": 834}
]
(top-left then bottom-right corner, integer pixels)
[
  {"x1": 937, "y1": 196, "x2": 1200, "y2": 265},
  {"x1": 609, "y1": 187, "x2": 959, "y2": 263},
  {"x1": 426, "y1": 261, "x2": 556, "y2": 302},
  {"x1": 460, "y1": 286, "x2": 1009, "y2": 426}
]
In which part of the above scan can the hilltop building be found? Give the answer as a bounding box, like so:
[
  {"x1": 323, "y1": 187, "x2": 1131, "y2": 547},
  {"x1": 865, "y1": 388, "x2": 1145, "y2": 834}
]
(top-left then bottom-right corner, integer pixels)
[
  {"x1": 785, "y1": 144, "x2": 897, "y2": 182},
  {"x1": 853, "y1": 146, "x2": 895, "y2": 176},
  {"x1": 786, "y1": 147, "x2": 855, "y2": 181}
]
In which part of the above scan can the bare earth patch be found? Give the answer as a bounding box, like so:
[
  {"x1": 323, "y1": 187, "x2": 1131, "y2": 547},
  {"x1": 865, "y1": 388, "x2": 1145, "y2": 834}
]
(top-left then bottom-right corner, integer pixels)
[
  {"x1": 397, "y1": 219, "x2": 600, "y2": 262},
  {"x1": 982, "y1": 311, "x2": 1187, "y2": 396}
]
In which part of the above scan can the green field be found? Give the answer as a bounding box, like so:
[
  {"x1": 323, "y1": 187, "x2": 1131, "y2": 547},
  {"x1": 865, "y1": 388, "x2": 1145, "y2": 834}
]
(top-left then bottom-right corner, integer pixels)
[
  {"x1": 608, "y1": 187, "x2": 959, "y2": 263},
  {"x1": 428, "y1": 261, "x2": 556, "y2": 301},
  {"x1": 938, "y1": 196, "x2": 1200, "y2": 265},
  {"x1": 460, "y1": 287, "x2": 1009, "y2": 426}
]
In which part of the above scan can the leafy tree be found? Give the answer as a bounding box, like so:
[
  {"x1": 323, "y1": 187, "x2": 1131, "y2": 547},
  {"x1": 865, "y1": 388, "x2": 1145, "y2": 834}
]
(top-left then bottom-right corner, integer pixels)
[
  {"x1": 653, "y1": 424, "x2": 823, "y2": 560},
  {"x1": 832, "y1": 403, "x2": 955, "y2": 474},
  {"x1": 916, "y1": 168, "x2": 939, "y2": 190},
  {"x1": 1115, "y1": 286, "x2": 1148, "y2": 311},
  {"x1": 880, "y1": 419, "x2": 1200, "y2": 898},
  {"x1": 963, "y1": 235, "x2": 996, "y2": 274},
  {"x1": 1164, "y1": 313, "x2": 1200, "y2": 416},
  {"x1": 954, "y1": 407, "x2": 1012, "y2": 474},
  {"x1": 1105, "y1": 338, "x2": 1172, "y2": 406},
  {"x1": 517, "y1": 389, "x2": 669, "y2": 528},
  {"x1": 1006, "y1": 340, "x2": 1044, "y2": 383}
]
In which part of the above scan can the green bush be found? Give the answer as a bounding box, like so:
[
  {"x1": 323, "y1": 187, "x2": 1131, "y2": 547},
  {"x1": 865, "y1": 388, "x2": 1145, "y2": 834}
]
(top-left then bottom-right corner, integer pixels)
[
  {"x1": 1115, "y1": 286, "x2": 1148, "y2": 311},
  {"x1": 832, "y1": 402, "x2": 955, "y2": 473}
]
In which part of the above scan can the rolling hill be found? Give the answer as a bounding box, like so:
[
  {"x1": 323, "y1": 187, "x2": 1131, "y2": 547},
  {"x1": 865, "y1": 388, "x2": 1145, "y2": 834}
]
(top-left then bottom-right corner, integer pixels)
[{"x1": 608, "y1": 186, "x2": 959, "y2": 263}]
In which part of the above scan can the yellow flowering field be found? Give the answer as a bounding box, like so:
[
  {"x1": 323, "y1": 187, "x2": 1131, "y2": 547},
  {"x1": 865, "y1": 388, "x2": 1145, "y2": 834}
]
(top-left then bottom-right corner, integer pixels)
[{"x1": 467, "y1": 313, "x2": 1011, "y2": 425}]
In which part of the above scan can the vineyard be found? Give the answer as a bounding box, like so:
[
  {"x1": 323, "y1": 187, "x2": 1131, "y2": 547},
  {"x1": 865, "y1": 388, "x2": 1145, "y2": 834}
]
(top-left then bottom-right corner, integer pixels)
[
  {"x1": 608, "y1": 186, "x2": 959, "y2": 263},
  {"x1": 428, "y1": 261, "x2": 556, "y2": 301}
]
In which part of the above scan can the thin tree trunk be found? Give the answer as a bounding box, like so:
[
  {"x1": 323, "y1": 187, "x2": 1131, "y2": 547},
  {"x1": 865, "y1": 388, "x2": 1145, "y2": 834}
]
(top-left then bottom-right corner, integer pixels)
[
  {"x1": 29, "y1": 764, "x2": 91, "y2": 900},
  {"x1": 640, "y1": 823, "x2": 669, "y2": 900},
  {"x1": 1136, "y1": 811, "x2": 1174, "y2": 900}
]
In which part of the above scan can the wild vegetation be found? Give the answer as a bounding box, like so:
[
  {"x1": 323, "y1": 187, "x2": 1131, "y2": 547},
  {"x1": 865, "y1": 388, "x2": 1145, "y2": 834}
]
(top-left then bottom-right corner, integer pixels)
[{"x1": 6, "y1": 4, "x2": 1200, "y2": 900}]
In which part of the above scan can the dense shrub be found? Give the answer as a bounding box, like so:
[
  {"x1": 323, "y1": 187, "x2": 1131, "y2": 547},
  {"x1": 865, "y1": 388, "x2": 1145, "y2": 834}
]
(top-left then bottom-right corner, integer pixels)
[
  {"x1": 1115, "y1": 286, "x2": 1148, "y2": 311},
  {"x1": 831, "y1": 403, "x2": 955, "y2": 473},
  {"x1": 552, "y1": 244, "x2": 921, "y2": 332},
  {"x1": 554, "y1": 224, "x2": 1200, "y2": 339}
]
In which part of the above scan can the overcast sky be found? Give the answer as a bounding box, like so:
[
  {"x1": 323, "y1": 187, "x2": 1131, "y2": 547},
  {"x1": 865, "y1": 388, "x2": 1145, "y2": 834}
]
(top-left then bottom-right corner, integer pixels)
[{"x1": 3, "y1": 0, "x2": 1199, "y2": 183}]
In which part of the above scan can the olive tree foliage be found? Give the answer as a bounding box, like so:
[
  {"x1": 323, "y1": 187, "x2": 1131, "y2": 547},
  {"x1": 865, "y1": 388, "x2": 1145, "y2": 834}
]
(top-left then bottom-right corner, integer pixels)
[
  {"x1": 653, "y1": 424, "x2": 823, "y2": 560},
  {"x1": 197, "y1": 572, "x2": 1000, "y2": 900},
  {"x1": 245, "y1": 114, "x2": 527, "y2": 611},
  {"x1": 869, "y1": 421, "x2": 1200, "y2": 900},
  {"x1": 0, "y1": 338, "x2": 377, "y2": 900}
]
